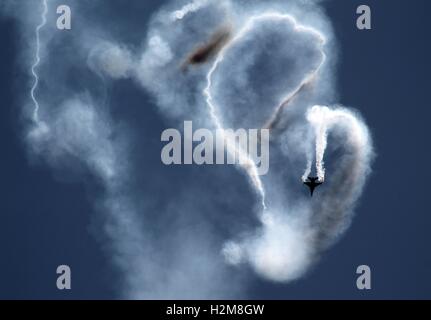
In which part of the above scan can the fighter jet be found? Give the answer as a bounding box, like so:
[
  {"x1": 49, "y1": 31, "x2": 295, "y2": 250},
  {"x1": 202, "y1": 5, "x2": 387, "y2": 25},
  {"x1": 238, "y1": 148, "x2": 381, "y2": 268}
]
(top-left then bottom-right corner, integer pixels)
[{"x1": 303, "y1": 176, "x2": 323, "y2": 197}]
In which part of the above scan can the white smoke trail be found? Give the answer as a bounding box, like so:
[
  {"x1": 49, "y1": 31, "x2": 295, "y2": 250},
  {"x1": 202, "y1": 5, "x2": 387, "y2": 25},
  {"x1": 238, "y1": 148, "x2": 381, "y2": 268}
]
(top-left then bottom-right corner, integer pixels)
[
  {"x1": 30, "y1": 0, "x2": 48, "y2": 124},
  {"x1": 171, "y1": 0, "x2": 209, "y2": 21},
  {"x1": 204, "y1": 12, "x2": 327, "y2": 210},
  {"x1": 204, "y1": 71, "x2": 267, "y2": 209},
  {"x1": 302, "y1": 158, "x2": 313, "y2": 182},
  {"x1": 314, "y1": 117, "x2": 328, "y2": 182},
  {"x1": 263, "y1": 17, "x2": 326, "y2": 131},
  {"x1": 13, "y1": 0, "x2": 374, "y2": 294},
  {"x1": 306, "y1": 105, "x2": 366, "y2": 182},
  {"x1": 307, "y1": 105, "x2": 371, "y2": 183},
  {"x1": 307, "y1": 105, "x2": 373, "y2": 249}
]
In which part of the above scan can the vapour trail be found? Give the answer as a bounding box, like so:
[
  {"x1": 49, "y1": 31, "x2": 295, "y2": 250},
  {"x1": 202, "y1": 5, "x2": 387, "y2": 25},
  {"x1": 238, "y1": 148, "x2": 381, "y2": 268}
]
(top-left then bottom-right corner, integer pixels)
[
  {"x1": 263, "y1": 56, "x2": 326, "y2": 133},
  {"x1": 204, "y1": 12, "x2": 327, "y2": 210},
  {"x1": 307, "y1": 105, "x2": 371, "y2": 183},
  {"x1": 171, "y1": 0, "x2": 209, "y2": 21},
  {"x1": 302, "y1": 158, "x2": 313, "y2": 182},
  {"x1": 30, "y1": 0, "x2": 48, "y2": 124},
  {"x1": 202, "y1": 91, "x2": 267, "y2": 209}
]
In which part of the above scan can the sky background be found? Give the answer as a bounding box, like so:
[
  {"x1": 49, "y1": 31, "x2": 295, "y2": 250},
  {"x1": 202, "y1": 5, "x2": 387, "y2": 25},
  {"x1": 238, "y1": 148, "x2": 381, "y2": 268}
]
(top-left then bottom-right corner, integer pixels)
[{"x1": 0, "y1": 0, "x2": 430, "y2": 299}]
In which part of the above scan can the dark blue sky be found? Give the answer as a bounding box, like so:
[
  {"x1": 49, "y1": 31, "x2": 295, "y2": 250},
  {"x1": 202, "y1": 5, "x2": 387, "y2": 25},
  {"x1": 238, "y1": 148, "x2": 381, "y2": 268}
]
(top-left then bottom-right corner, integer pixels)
[{"x1": 0, "y1": 0, "x2": 430, "y2": 299}]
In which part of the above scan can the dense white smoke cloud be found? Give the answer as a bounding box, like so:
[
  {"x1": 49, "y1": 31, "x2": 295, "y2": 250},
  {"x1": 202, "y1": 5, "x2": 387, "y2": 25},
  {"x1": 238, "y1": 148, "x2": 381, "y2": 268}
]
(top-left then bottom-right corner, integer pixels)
[{"x1": 9, "y1": 0, "x2": 373, "y2": 297}]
